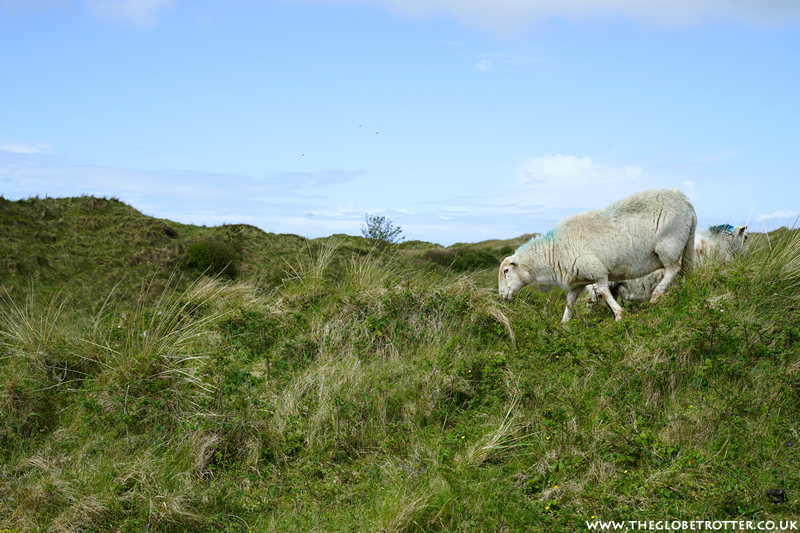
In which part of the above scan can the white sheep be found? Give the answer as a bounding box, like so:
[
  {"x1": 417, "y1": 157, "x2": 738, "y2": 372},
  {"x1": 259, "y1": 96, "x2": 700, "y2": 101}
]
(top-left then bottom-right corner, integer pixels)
[
  {"x1": 694, "y1": 224, "x2": 749, "y2": 265},
  {"x1": 585, "y1": 269, "x2": 666, "y2": 305},
  {"x1": 585, "y1": 224, "x2": 749, "y2": 306},
  {"x1": 498, "y1": 188, "x2": 697, "y2": 322}
]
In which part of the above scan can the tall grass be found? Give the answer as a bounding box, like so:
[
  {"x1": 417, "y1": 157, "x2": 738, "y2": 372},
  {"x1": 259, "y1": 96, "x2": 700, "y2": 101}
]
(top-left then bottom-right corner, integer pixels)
[{"x1": 2, "y1": 228, "x2": 800, "y2": 531}]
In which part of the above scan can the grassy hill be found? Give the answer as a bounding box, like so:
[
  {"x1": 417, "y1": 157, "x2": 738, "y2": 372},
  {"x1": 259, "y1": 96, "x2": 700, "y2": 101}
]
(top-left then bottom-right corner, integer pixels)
[
  {"x1": 0, "y1": 195, "x2": 531, "y2": 310},
  {"x1": 2, "y1": 196, "x2": 800, "y2": 531}
]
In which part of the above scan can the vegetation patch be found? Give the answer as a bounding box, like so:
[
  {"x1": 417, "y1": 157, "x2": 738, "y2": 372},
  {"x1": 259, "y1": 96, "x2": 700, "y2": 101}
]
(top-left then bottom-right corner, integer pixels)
[
  {"x1": 423, "y1": 247, "x2": 501, "y2": 271},
  {"x1": 186, "y1": 237, "x2": 241, "y2": 279},
  {"x1": 2, "y1": 195, "x2": 800, "y2": 531}
]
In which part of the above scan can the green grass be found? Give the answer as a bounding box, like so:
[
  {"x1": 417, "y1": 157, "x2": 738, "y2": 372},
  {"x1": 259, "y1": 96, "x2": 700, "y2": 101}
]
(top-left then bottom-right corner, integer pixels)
[{"x1": 2, "y1": 195, "x2": 800, "y2": 531}]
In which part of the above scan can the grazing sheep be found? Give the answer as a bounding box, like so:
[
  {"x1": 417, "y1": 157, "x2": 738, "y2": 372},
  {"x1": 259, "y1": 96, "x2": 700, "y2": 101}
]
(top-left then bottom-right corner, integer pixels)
[
  {"x1": 586, "y1": 224, "x2": 748, "y2": 307},
  {"x1": 695, "y1": 225, "x2": 749, "y2": 264},
  {"x1": 498, "y1": 188, "x2": 697, "y2": 322}
]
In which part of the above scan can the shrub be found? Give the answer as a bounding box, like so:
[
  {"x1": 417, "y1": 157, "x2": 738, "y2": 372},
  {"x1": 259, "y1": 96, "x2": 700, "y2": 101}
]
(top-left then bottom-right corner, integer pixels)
[
  {"x1": 186, "y1": 238, "x2": 240, "y2": 278},
  {"x1": 361, "y1": 214, "x2": 404, "y2": 249}
]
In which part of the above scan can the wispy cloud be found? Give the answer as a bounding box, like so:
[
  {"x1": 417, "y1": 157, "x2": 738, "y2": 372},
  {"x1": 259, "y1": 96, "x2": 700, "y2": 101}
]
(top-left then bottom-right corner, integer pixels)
[
  {"x1": 0, "y1": 151, "x2": 373, "y2": 237},
  {"x1": 402, "y1": 154, "x2": 655, "y2": 239},
  {"x1": 1, "y1": 162, "x2": 361, "y2": 203},
  {"x1": 2, "y1": 148, "x2": 789, "y2": 245},
  {"x1": 81, "y1": 0, "x2": 175, "y2": 27},
  {"x1": 0, "y1": 142, "x2": 50, "y2": 155},
  {"x1": 516, "y1": 154, "x2": 642, "y2": 187},
  {"x1": 5, "y1": 0, "x2": 799, "y2": 30},
  {"x1": 757, "y1": 210, "x2": 800, "y2": 223},
  {"x1": 256, "y1": 169, "x2": 363, "y2": 191},
  {"x1": 698, "y1": 148, "x2": 747, "y2": 163},
  {"x1": 304, "y1": 0, "x2": 800, "y2": 32},
  {"x1": 474, "y1": 59, "x2": 492, "y2": 71}
]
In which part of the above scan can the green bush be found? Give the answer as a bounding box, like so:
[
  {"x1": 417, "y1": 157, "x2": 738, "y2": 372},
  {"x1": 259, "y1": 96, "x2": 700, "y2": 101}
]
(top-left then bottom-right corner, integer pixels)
[
  {"x1": 361, "y1": 213, "x2": 403, "y2": 249},
  {"x1": 186, "y1": 238, "x2": 240, "y2": 278}
]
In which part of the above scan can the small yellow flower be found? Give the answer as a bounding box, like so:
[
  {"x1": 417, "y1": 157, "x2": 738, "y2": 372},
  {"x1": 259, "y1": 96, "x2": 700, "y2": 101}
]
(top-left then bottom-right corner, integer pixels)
[
  {"x1": 545, "y1": 506, "x2": 550, "y2": 511},
  {"x1": 546, "y1": 436, "x2": 550, "y2": 440},
  {"x1": 554, "y1": 485, "x2": 558, "y2": 489},
  {"x1": 624, "y1": 470, "x2": 628, "y2": 473},
  {"x1": 592, "y1": 515, "x2": 595, "y2": 519},
  {"x1": 461, "y1": 435, "x2": 465, "y2": 439}
]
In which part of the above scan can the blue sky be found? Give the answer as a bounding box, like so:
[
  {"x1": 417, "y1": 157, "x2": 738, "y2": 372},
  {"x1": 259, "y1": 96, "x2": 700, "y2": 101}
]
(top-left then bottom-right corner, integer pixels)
[{"x1": 2, "y1": 0, "x2": 799, "y2": 245}]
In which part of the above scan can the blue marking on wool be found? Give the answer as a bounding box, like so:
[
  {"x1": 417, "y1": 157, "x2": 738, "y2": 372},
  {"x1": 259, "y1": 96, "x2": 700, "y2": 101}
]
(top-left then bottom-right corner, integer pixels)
[
  {"x1": 516, "y1": 228, "x2": 556, "y2": 254},
  {"x1": 709, "y1": 224, "x2": 735, "y2": 235}
]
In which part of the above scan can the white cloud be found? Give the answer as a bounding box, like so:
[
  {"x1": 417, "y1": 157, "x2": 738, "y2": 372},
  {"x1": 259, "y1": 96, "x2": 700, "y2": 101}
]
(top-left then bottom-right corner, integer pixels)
[
  {"x1": 301, "y1": 0, "x2": 800, "y2": 32},
  {"x1": 0, "y1": 162, "x2": 360, "y2": 204},
  {"x1": 474, "y1": 59, "x2": 492, "y2": 71},
  {"x1": 757, "y1": 210, "x2": 800, "y2": 223},
  {"x1": 6, "y1": 0, "x2": 798, "y2": 31},
  {"x1": 516, "y1": 154, "x2": 642, "y2": 187},
  {"x1": 0, "y1": 153, "x2": 372, "y2": 238},
  {"x1": 81, "y1": 0, "x2": 175, "y2": 27},
  {"x1": 0, "y1": 142, "x2": 50, "y2": 154}
]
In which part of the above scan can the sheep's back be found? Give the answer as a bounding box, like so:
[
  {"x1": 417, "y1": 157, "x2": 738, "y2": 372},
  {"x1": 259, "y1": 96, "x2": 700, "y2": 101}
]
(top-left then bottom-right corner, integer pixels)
[{"x1": 549, "y1": 189, "x2": 694, "y2": 280}]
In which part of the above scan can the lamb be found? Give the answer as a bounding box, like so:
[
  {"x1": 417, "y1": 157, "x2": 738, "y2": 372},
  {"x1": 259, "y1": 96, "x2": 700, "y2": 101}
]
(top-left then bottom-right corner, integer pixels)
[
  {"x1": 498, "y1": 188, "x2": 697, "y2": 322},
  {"x1": 585, "y1": 269, "x2": 666, "y2": 305}
]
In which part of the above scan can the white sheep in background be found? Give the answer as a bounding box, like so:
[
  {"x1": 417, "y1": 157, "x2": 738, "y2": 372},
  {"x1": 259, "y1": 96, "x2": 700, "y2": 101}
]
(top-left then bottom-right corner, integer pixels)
[
  {"x1": 695, "y1": 224, "x2": 749, "y2": 265},
  {"x1": 498, "y1": 188, "x2": 697, "y2": 323}
]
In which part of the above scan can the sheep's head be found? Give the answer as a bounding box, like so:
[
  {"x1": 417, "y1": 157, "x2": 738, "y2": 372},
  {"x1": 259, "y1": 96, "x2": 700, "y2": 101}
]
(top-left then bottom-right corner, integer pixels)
[
  {"x1": 733, "y1": 226, "x2": 749, "y2": 256},
  {"x1": 498, "y1": 256, "x2": 525, "y2": 301}
]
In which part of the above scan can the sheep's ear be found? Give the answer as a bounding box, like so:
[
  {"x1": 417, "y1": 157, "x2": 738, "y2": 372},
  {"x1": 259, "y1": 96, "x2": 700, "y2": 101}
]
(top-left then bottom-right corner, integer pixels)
[
  {"x1": 740, "y1": 225, "x2": 748, "y2": 232},
  {"x1": 509, "y1": 260, "x2": 518, "y2": 267}
]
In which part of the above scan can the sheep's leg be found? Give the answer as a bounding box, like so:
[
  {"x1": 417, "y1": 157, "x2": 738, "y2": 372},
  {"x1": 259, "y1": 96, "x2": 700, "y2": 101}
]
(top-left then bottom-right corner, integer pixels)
[
  {"x1": 595, "y1": 284, "x2": 624, "y2": 321},
  {"x1": 584, "y1": 284, "x2": 600, "y2": 306},
  {"x1": 650, "y1": 262, "x2": 680, "y2": 303},
  {"x1": 561, "y1": 287, "x2": 584, "y2": 323}
]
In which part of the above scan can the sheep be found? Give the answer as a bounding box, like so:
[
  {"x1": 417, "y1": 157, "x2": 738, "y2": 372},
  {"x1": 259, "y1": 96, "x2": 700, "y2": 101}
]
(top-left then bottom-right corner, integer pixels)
[
  {"x1": 585, "y1": 269, "x2": 666, "y2": 305},
  {"x1": 585, "y1": 224, "x2": 748, "y2": 307},
  {"x1": 498, "y1": 188, "x2": 697, "y2": 323},
  {"x1": 695, "y1": 224, "x2": 749, "y2": 265}
]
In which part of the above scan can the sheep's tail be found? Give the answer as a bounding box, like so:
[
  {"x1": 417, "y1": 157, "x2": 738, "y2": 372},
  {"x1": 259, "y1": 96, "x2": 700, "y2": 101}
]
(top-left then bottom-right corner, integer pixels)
[{"x1": 681, "y1": 208, "x2": 697, "y2": 276}]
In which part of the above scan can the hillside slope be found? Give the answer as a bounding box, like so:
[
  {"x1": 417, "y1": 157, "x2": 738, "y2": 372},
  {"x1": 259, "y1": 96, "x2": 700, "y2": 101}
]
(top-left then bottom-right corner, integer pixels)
[
  {"x1": 1, "y1": 195, "x2": 534, "y2": 308},
  {"x1": 2, "y1": 195, "x2": 799, "y2": 532}
]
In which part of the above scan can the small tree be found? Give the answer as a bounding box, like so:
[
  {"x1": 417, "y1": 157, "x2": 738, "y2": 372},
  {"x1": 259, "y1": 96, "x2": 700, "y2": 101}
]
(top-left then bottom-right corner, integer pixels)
[{"x1": 361, "y1": 214, "x2": 404, "y2": 249}]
